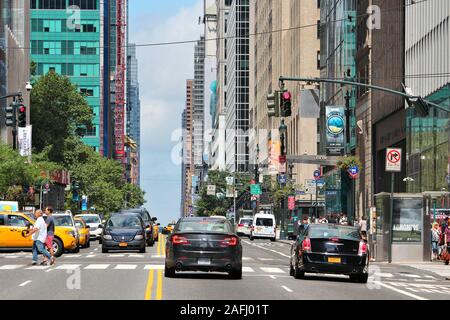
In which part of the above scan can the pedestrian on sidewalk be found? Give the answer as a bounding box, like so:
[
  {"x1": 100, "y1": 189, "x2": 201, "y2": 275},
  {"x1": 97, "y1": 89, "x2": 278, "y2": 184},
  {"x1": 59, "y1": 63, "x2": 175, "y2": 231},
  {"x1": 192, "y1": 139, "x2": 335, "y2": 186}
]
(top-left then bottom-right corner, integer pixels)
[
  {"x1": 443, "y1": 218, "x2": 450, "y2": 265},
  {"x1": 431, "y1": 222, "x2": 441, "y2": 261},
  {"x1": 26, "y1": 209, "x2": 53, "y2": 266},
  {"x1": 43, "y1": 206, "x2": 56, "y2": 265}
]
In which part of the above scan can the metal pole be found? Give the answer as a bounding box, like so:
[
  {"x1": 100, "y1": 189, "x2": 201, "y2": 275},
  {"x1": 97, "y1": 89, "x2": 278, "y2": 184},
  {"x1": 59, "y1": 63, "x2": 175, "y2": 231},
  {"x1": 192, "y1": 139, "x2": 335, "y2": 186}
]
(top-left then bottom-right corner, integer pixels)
[
  {"x1": 315, "y1": 179, "x2": 318, "y2": 219},
  {"x1": 433, "y1": 199, "x2": 436, "y2": 223},
  {"x1": 388, "y1": 172, "x2": 395, "y2": 264}
]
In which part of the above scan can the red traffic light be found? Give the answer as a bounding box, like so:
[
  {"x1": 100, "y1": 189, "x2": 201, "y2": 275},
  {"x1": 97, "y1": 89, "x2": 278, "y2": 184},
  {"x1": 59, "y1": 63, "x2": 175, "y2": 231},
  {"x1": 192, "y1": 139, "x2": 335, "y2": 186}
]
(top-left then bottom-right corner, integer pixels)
[
  {"x1": 279, "y1": 155, "x2": 287, "y2": 164},
  {"x1": 19, "y1": 106, "x2": 26, "y2": 113},
  {"x1": 282, "y1": 91, "x2": 292, "y2": 100}
]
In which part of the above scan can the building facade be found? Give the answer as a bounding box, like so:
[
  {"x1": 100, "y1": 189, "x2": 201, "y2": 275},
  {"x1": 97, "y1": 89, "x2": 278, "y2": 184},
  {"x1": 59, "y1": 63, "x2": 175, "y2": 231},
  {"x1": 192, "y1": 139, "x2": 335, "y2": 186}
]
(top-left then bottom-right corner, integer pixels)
[
  {"x1": 0, "y1": 0, "x2": 31, "y2": 145},
  {"x1": 30, "y1": 0, "x2": 102, "y2": 151},
  {"x1": 225, "y1": 0, "x2": 249, "y2": 173},
  {"x1": 181, "y1": 79, "x2": 194, "y2": 217},
  {"x1": 126, "y1": 43, "x2": 140, "y2": 185}
]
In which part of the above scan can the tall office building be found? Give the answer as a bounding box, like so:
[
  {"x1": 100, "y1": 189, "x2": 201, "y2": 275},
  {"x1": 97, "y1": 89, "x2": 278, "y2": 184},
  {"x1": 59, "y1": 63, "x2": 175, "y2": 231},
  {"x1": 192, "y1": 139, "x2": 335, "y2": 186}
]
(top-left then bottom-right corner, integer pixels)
[
  {"x1": 30, "y1": 0, "x2": 102, "y2": 151},
  {"x1": 181, "y1": 80, "x2": 194, "y2": 217},
  {"x1": 405, "y1": 0, "x2": 450, "y2": 193},
  {"x1": 193, "y1": 38, "x2": 205, "y2": 172},
  {"x1": 0, "y1": 0, "x2": 31, "y2": 145},
  {"x1": 126, "y1": 43, "x2": 140, "y2": 185},
  {"x1": 225, "y1": 0, "x2": 249, "y2": 173}
]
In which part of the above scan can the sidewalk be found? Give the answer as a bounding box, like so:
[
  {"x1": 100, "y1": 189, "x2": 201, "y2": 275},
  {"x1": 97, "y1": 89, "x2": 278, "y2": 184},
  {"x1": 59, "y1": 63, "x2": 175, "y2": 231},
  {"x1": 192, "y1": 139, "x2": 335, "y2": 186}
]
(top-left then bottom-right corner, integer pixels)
[{"x1": 395, "y1": 261, "x2": 450, "y2": 280}]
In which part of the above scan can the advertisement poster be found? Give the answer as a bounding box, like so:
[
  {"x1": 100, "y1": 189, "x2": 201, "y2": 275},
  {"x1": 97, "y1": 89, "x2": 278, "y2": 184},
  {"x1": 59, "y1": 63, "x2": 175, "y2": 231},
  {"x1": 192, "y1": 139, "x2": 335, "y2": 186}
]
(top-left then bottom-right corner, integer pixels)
[
  {"x1": 18, "y1": 125, "x2": 32, "y2": 158},
  {"x1": 325, "y1": 106, "x2": 345, "y2": 156},
  {"x1": 268, "y1": 140, "x2": 281, "y2": 175}
]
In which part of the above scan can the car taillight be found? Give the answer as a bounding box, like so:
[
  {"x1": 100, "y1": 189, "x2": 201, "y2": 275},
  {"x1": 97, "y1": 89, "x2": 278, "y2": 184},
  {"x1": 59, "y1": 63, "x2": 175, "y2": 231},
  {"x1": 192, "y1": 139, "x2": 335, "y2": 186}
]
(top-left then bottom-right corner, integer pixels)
[
  {"x1": 302, "y1": 238, "x2": 312, "y2": 252},
  {"x1": 358, "y1": 241, "x2": 367, "y2": 256},
  {"x1": 221, "y1": 236, "x2": 238, "y2": 247},
  {"x1": 238, "y1": 224, "x2": 244, "y2": 227},
  {"x1": 172, "y1": 235, "x2": 190, "y2": 245}
]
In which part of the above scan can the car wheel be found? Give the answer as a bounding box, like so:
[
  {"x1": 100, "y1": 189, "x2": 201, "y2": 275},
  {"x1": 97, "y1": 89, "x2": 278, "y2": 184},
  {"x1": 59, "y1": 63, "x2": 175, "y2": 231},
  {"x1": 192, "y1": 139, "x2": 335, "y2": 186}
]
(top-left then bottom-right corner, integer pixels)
[
  {"x1": 294, "y1": 262, "x2": 305, "y2": 279},
  {"x1": 350, "y1": 273, "x2": 368, "y2": 283},
  {"x1": 270, "y1": 237, "x2": 276, "y2": 242},
  {"x1": 164, "y1": 263, "x2": 175, "y2": 278},
  {"x1": 98, "y1": 237, "x2": 102, "y2": 245},
  {"x1": 102, "y1": 246, "x2": 108, "y2": 253},
  {"x1": 86, "y1": 238, "x2": 91, "y2": 248},
  {"x1": 72, "y1": 243, "x2": 80, "y2": 253},
  {"x1": 229, "y1": 267, "x2": 242, "y2": 280},
  {"x1": 52, "y1": 238, "x2": 64, "y2": 258},
  {"x1": 289, "y1": 263, "x2": 294, "y2": 276}
]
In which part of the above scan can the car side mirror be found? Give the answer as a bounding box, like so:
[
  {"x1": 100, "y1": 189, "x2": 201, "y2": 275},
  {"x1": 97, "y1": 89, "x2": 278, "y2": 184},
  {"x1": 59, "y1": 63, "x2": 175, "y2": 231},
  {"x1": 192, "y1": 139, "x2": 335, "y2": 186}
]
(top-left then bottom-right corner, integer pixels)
[
  {"x1": 98, "y1": 224, "x2": 104, "y2": 229},
  {"x1": 102, "y1": 220, "x2": 106, "y2": 224}
]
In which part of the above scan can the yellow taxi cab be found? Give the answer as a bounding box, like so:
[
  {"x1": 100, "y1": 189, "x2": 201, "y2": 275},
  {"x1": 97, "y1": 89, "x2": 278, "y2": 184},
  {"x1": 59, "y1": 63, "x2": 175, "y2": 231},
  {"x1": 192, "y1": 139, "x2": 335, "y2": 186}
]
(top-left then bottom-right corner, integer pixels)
[
  {"x1": 74, "y1": 217, "x2": 90, "y2": 249},
  {"x1": 152, "y1": 222, "x2": 160, "y2": 242},
  {"x1": 162, "y1": 223, "x2": 176, "y2": 234},
  {"x1": 0, "y1": 211, "x2": 78, "y2": 257}
]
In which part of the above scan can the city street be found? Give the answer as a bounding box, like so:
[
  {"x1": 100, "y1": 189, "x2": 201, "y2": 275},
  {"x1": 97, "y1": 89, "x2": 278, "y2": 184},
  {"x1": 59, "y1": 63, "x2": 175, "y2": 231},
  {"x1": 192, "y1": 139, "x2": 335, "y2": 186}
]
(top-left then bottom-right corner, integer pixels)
[{"x1": 0, "y1": 235, "x2": 449, "y2": 300}]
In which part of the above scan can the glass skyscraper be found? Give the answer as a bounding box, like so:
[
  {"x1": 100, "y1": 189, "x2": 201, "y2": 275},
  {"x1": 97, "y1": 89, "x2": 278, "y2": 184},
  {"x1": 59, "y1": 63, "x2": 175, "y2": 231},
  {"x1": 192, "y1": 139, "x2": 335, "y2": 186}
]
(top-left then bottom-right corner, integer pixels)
[{"x1": 30, "y1": 0, "x2": 101, "y2": 151}]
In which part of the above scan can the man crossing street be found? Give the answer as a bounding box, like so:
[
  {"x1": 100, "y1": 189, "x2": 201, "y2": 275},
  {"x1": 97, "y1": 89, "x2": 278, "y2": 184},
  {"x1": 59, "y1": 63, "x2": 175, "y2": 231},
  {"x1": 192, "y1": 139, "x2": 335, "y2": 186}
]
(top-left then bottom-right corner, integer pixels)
[{"x1": 26, "y1": 209, "x2": 54, "y2": 266}]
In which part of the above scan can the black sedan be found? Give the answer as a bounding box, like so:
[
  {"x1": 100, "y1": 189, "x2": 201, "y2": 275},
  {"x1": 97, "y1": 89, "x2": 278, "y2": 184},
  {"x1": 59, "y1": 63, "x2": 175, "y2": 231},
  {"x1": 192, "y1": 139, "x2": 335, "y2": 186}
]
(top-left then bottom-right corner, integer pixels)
[
  {"x1": 165, "y1": 217, "x2": 242, "y2": 279},
  {"x1": 100, "y1": 213, "x2": 147, "y2": 253},
  {"x1": 290, "y1": 223, "x2": 369, "y2": 283}
]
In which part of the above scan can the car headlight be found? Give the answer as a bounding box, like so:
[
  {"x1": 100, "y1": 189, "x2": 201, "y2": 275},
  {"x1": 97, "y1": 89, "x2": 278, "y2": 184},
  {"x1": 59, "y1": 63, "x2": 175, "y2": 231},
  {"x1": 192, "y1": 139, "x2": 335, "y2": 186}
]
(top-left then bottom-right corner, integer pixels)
[
  {"x1": 103, "y1": 235, "x2": 112, "y2": 240},
  {"x1": 134, "y1": 235, "x2": 144, "y2": 240}
]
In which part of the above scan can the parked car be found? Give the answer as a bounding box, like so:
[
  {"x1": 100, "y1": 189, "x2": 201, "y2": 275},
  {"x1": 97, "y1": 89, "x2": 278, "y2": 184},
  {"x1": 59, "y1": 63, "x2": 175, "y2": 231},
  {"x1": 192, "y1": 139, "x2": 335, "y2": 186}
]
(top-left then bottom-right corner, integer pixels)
[
  {"x1": 100, "y1": 213, "x2": 147, "y2": 253},
  {"x1": 53, "y1": 213, "x2": 80, "y2": 254},
  {"x1": 290, "y1": 223, "x2": 369, "y2": 283},
  {"x1": 164, "y1": 217, "x2": 242, "y2": 279},
  {"x1": 236, "y1": 217, "x2": 253, "y2": 237},
  {"x1": 74, "y1": 217, "x2": 90, "y2": 248},
  {"x1": 250, "y1": 213, "x2": 276, "y2": 242},
  {"x1": 74, "y1": 214, "x2": 103, "y2": 241},
  {"x1": 118, "y1": 208, "x2": 156, "y2": 247},
  {"x1": 0, "y1": 212, "x2": 78, "y2": 257}
]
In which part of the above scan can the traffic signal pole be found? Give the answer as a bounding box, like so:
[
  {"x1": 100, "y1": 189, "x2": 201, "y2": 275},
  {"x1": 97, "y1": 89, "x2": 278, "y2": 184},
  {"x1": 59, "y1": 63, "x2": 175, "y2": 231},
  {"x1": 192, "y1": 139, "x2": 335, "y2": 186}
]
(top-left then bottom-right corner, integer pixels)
[{"x1": 1, "y1": 92, "x2": 23, "y2": 150}]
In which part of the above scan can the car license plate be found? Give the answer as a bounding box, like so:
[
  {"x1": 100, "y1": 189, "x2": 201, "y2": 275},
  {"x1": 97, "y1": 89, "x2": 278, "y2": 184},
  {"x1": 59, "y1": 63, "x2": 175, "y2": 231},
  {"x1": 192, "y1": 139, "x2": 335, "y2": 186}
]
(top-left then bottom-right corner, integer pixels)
[
  {"x1": 328, "y1": 257, "x2": 341, "y2": 264},
  {"x1": 198, "y1": 258, "x2": 211, "y2": 265},
  {"x1": 119, "y1": 242, "x2": 128, "y2": 247}
]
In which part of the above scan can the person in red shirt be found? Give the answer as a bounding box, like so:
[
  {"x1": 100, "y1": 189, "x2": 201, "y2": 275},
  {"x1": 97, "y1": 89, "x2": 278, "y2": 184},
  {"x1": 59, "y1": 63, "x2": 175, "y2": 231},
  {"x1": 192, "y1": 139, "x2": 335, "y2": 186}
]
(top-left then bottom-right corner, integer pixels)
[{"x1": 444, "y1": 218, "x2": 450, "y2": 265}]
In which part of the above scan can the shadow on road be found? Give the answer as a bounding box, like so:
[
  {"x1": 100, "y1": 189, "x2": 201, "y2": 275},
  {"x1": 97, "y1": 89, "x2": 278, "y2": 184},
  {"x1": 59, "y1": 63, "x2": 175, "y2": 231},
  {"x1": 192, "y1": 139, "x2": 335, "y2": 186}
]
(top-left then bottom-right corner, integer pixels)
[
  {"x1": 171, "y1": 272, "x2": 236, "y2": 280},
  {"x1": 298, "y1": 274, "x2": 357, "y2": 284}
]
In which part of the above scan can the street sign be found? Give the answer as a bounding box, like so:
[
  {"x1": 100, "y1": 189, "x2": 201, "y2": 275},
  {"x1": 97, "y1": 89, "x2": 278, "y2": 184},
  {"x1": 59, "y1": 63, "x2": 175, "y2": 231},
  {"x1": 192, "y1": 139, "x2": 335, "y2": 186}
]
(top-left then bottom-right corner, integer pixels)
[
  {"x1": 250, "y1": 184, "x2": 262, "y2": 195},
  {"x1": 348, "y1": 165, "x2": 359, "y2": 179},
  {"x1": 226, "y1": 176, "x2": 234, "y2": 185},
  {"x1": 313, "y1": 169, "x2": 322, "y2": 180},
  {"x1": 207, "y1": 185, "x2": 216, "y2": 196},
  {"x1": 278, "y1": 174, "x2": 287, "y2": 184},
  {"x1": 386, "y1": 148, "x2": 402, "y2": 172}
]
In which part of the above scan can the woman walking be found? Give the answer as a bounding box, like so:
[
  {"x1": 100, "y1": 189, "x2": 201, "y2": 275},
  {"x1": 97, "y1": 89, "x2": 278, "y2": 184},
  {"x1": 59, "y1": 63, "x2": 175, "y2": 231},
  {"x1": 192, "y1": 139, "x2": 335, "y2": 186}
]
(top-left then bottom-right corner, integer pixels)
[{"x1": 431, "y1": 222, "x2": 441, "y2": 261}]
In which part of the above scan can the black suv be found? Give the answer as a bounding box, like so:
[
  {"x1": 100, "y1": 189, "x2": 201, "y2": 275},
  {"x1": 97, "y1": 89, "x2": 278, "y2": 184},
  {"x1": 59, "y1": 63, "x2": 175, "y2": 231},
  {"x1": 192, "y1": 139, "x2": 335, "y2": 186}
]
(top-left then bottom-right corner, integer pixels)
[{"x1": 117, "y1": 208, "x2": 157, "y2": 247}]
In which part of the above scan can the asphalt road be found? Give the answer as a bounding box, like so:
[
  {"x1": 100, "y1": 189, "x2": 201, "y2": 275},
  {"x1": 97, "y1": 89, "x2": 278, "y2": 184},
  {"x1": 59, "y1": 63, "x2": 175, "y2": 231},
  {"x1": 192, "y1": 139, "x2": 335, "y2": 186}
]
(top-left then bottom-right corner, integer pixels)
[{"x1": 0, "y1": 235, "x2": 449, "y2": 300}]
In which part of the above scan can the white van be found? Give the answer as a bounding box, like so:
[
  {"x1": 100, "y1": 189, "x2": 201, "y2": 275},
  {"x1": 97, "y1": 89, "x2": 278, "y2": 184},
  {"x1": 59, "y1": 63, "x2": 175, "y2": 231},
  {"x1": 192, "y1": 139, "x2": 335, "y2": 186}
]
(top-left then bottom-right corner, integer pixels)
[{"x1": 250, "y1": 213, "x2": 276, "y2": 242}]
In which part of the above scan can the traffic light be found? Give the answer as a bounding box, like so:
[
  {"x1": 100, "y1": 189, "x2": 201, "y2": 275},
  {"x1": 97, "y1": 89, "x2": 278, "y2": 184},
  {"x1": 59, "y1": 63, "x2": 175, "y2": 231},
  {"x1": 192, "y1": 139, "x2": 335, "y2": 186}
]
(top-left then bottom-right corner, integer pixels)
[
  {"x1": 280, "y1": 90, "x2": 292, "y2": 117},
  {"x1": 267, "y1": 91, "x2": 280, "y2": 117},
  {"x1": 4, "y1": 102, "x2": 16, "y2": 127},
  {"x1": 17, "y1": 104, "x2": 26, "y2": 127}
]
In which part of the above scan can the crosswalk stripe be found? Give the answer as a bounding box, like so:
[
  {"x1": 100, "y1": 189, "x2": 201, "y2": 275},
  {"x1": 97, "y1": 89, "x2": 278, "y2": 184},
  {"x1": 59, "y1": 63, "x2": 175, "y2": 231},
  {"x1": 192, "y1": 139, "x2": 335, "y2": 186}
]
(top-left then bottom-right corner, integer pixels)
[
  {"x1": 64, "y1": 255, "x2": 82, "y2": 258},
  {"x1": 55, "y1": 264, "x2": 81, "y2": 270},
  {"x1": 151, "y1": 255, "x2": 165, "y2": 258},
  {"x1": 86, "y1": 255, "x2": 96, "y2": 258},
  {"x1": 258, "y1": 258, "x2": 275, "y2": 261},
  {"x1": 144, "y1": 265, "x2": 165, "y2": 270},
  {"x1": 373, "y1": 272, "x2": 394, "y2": 278},
  {"x1": 115, "y1": 264, "x2": 137, "y2": 270},
  {"x1": 129, "y1": 254, "x2": 145, "y2": 258},
  {"x1": 84, "y1": 264, "x2": 110, "y2": 270},
  {"x1": 242, "y1": 267, "x2": 255, "y2": 273},
  {"x1": 109, "y1": 254, "x2": 125, "y2": 257},
  {"x1": 260, "y1": 267, "x2": 285, "y2": 274},
  {"x1": 403, "y1": 274, "x2": 421, "y2": 278},
  {"x1": 242, "y1": 257, "x2": 253, "y2": 261},
  {"x1": 25, "y1": 266, "x2": 50, "y2": 270},
  {"x1": 0, "y1": 265, "x2": 24, "y2": 270}
]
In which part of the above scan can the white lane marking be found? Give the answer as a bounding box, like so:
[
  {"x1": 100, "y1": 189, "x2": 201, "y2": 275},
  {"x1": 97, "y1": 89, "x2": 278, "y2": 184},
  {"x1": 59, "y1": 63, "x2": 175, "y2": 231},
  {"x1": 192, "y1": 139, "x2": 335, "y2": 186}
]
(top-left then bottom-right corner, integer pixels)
[
  {"x1": 115, "y1": 264, "x2": 137, "y2": 270},
  {"x1": 55, "y1": 264, "x2": 81, "y2": 270},
  {"x1": 373, "y1": 272, "x2": 394, "y2": 278},
  {"x1": 281, "y1": 286, "x2": 293, "y2": 293},
  {"x1": 242, "y1": 257, "x2": 253, "y2": 261},
  {"x1": 0, "y1": 265, "x2": 24, "y2": 270},
  {"x1": 64, "y1": 255, "x2": 82, "y2": 258},
  {"x1": 414, "y1": 279, "x2": 438, "y2": 282},
  {"x1": 270, "y1": 275, "x2": 276, "y2": 279},
  {"x1": 242, "y1": 267, "x2": 255, "y2": 273},
  {"x1": 260, "y1": 267, "x2": 285, "y2": 274},
  {"x1": 84, "y1": 264, "x2": 110, "y2": 270},
  {"x1": 5, "y1": 256, "x2": 19, "y2": 259},
  {"x1": 373, "y1": 281, "x2": 428, "y2": 300},
  {"x1": 94, "y1": 248, "x2": 99, "y2": 251},
  {"x1": 144, "y1": 265, "x2": 165, "y2": 270},
  {"x1": 108, "y1": 254, "x2": 125, "y2": 257},
  {"x1": 402, "y1": 274, "x2": 421, "y2": 278},
  {"x1": 243, "y1": 240, "x2": 291, "y2": 258},
  {"x1": 86, "y1": 255, "x2": 96, "y2": 258},
  {"x1": 258, "y1": 258, "x2": 275, "y2": 261},
  {"x1": 25, "y1": 266, "x2": 50, "y2": 270},
  {"x1": 19, "y1": 280, "x2": 32, "y2": 287},
  {"x1": 151, "y1": 255, "x2": 165, "y2": 258},
  {"x1": 129, "y1": 254, "x2": 145, "y2": 258}
]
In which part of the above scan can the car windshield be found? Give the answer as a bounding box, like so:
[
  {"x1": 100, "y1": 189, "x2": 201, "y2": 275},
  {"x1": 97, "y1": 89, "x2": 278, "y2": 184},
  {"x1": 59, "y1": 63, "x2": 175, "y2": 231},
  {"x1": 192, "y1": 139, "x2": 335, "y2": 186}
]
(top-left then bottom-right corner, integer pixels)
[
  {"x1": 309, "y1": 225, "x2": 361, "y2": 241},
  {"x1": 107, "y1": 215, "x2": 142, "y2": 229},
  {"x1": 256, "y1": 218, "x2": 273, "y2": 227},
  {"x1": 75, "y1": 221, "x2": 84, "y2": 228},
  {"x1": 78, "y1": 215, "x2": 100, "y2": 224},
  {"x1": 177, "y1": 219, "x2": 233, "y2": 233},
  {"x1": 240, "y1": 219, "x2": 252, "y2": 225},
  {"x1": 54, "y1": 216, "x2": 74, "y2": 227}
]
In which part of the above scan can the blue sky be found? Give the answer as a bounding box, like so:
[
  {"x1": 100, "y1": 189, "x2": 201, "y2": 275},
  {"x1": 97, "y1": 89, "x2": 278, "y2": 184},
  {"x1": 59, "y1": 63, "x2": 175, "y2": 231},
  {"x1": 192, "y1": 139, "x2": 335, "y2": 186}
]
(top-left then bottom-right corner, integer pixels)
[{"x1": 128, "y1": 0, "x2": 203, "y2": 226}]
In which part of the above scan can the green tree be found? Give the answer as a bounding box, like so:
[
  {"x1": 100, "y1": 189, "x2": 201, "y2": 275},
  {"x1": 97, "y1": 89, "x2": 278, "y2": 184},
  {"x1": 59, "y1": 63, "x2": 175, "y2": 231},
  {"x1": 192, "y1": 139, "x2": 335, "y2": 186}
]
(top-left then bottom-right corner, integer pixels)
[{"x1": 30, "y1": 71, "x2": 93, "y2": 162}]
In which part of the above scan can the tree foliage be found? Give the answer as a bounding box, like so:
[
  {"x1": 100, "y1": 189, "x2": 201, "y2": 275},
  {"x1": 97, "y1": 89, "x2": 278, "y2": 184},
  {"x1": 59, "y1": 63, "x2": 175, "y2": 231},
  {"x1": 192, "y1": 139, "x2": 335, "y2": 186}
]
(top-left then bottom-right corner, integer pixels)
[{"x1": 30, "y1": 71, "x2": 93, "y2": 162}]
